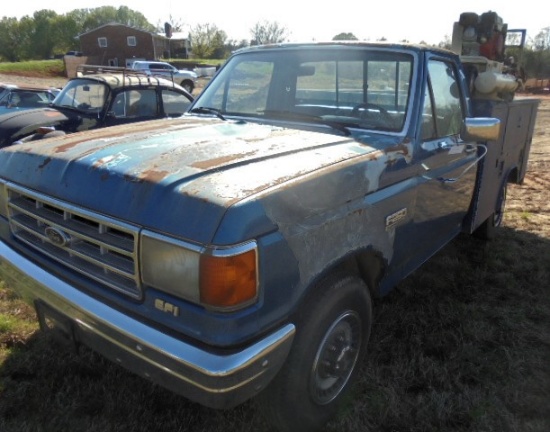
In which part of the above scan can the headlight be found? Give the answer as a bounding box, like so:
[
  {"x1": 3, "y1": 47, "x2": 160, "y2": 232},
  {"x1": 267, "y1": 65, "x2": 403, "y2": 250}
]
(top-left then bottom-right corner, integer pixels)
[
  {"x1": 141, "y1": 231, "x2": 201, "y2": 303},
  {"x1": 141, "y1": 231, "x2": 258, "y2": 311}
]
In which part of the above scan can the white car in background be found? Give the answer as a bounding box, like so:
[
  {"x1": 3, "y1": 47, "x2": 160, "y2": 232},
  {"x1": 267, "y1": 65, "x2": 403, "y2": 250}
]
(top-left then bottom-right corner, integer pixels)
[{"x1": 129, "y1": 60, "x2": 198, "y2": 93}]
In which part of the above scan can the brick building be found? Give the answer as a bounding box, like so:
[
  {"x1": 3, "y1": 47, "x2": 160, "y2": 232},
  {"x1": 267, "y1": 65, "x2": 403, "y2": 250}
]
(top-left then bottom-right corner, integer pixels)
[{"x1": 77, "y1": 23, "x2": 192, "y2": 67}]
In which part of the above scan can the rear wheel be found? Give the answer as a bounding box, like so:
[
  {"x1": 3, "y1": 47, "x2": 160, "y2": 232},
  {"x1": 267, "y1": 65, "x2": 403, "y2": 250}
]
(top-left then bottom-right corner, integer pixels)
[
  {"x1": 257, "y1": 273, "x2": 372, "y2": 432},
  {"x1": 475, "y1": 182, "x2": 508, "y2": 240},
  {"x1": 181, "y1": 80, "x2": 194, "y2": 94}
]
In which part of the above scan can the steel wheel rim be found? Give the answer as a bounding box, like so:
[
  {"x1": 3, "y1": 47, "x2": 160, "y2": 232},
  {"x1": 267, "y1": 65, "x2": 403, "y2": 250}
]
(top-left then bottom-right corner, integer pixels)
[{"x1": 310, "y1": 311, "x2": 362, "y2": 405}]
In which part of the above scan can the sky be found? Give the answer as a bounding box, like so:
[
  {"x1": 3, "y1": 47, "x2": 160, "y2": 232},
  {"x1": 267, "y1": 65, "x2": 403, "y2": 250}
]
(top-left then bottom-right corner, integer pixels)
[{"x1": 2, "y1": 0, "x2": 548, "y2": 45}]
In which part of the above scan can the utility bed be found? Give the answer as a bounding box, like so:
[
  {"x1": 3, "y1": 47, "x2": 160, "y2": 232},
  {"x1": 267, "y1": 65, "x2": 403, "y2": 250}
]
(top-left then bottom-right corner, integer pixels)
[{"x1": 466, "y1": 97, "x2": 539, "y2": 233}]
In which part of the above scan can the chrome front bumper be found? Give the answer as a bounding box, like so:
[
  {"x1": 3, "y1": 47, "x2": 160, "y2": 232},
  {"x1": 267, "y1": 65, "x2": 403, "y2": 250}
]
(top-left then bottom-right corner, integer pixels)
[{"x1": 0, "y1": 241, "x2": 295, "y2": 409}]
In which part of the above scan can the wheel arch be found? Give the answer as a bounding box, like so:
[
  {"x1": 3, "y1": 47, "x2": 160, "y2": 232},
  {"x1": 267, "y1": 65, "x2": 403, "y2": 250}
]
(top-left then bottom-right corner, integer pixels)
[
  {"x1": 291, "y1": 246, "x2": 387, "y2": 320},
  {"x1": 506, "y1": 165, "x2": 521, "y2": 185}
]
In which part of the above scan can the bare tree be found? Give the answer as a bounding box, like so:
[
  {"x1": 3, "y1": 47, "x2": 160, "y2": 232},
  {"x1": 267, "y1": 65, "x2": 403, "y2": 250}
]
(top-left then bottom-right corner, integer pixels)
[
  {"x1": 250, "y1": 21, "x2": 288, "y2": 45},
  {"x1": 157, "y1": 15, "x2": 187, "y2": 34},
  {"x1": 533, "y1": 27, "x2": 550, "y2": 51},
  {"x1": 438, "y1": 35, "x2": 452, "y2": 50}
]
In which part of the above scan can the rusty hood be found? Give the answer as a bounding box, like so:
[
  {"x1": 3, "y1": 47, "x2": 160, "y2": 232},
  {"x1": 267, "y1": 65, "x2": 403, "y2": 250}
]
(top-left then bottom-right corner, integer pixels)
[{"x1": 0, "y1": 116, "x2": 392, "y2": 244}]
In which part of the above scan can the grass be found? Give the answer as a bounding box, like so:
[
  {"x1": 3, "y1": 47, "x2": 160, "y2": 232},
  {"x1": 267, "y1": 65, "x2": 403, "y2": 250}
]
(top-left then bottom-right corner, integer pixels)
[
  {"x1": 0, "y1": 180, "x2": 548, "y2": 432},
  {"x1": 0, "y1": 58, "x2": 223, "y2": 78},
  {"x1": 0, "y1": 60, "x2": 66, "y2": 78},
  {"x1": 347, "y1": 227, "x2": 550, "y2": 432}
]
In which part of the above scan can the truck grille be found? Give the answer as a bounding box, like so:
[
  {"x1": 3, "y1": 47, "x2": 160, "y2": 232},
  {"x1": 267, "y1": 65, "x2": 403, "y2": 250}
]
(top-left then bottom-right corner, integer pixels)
[{"x1": 6, "y1": 184, "x2": 142, "y2": 299}]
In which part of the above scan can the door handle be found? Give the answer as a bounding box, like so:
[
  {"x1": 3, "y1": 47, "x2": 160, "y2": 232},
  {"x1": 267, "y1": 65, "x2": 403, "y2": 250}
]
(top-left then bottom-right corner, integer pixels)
[{"x1": 436, "y1": 144, "x2": 488, "y2": 183}]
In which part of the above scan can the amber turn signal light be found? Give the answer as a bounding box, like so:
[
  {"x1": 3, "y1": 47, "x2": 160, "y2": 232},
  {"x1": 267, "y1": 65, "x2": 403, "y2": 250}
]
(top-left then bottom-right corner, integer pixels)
[{"x1": 199, "y1": 247, "x2": 258, "y2": 310}]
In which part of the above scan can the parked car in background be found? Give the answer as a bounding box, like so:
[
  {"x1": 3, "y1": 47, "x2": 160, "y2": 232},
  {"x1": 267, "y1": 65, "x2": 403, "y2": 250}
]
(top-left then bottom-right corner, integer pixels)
[
  {"x1": 129, "y1": 60, "x2": 198, "y2": 93},
  {"x1": 0, "y1": 83, "x2": 18, "y2": 101},
  {"x1": 0, "y1": 87, "x2": 60, "y2": 115},
  {"x1": 0, "y1": 66, "x2": 194, "y2": 147}
]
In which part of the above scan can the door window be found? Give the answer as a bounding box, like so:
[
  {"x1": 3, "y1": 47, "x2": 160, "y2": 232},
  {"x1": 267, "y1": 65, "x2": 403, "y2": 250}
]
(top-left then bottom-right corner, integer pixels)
[{"x1": 421, "y1": 60, "x2": 463, "y2": 139}]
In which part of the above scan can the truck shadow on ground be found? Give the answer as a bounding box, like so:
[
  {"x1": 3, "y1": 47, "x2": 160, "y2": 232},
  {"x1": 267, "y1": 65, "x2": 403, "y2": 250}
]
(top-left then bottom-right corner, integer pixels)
[{"x1": 1, "y1": 226, "x2": 549, "y2": 432}]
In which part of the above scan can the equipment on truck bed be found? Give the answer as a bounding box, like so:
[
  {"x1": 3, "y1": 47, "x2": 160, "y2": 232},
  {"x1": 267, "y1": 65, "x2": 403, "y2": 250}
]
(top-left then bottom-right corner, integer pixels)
[{"x1": 451, "y1": 11, "x2": 526, "y2": 101}]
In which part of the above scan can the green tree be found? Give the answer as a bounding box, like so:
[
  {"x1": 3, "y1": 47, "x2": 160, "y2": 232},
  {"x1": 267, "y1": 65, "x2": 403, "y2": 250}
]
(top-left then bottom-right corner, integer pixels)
[
  {"x1": 0, "y1": 17, "x2": 24, "y2": 61},
  {"x1": 81, "y1": 6, "x2": 155, "y2": 33},
  {"x1": 0, "y1": 6, "x2": 157, "y2": 61},
  {"x1": 16, "y1": 17, "x2": 36, "y2": 60},
  {"x1": 332, "y1": 32, "x2": 358, "y2": 41},
  {"x1": 250, "y1": 21, "x2": 288, "y2": 45},
  {"x1": 190, "y1": 23, "x2": 227, "y2": 59},
  {"x1": 30, "y1": 10, "x2": 59, "y2": 59},
  {"x1": 53, "y1": 15, "x2": 81, "y2": 54}
]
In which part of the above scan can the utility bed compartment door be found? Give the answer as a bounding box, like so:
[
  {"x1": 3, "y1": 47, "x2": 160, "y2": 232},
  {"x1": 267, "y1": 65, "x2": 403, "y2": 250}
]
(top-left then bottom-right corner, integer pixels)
[{"x1": 465, "y1": 98, "x2": 539, "y2": 233}]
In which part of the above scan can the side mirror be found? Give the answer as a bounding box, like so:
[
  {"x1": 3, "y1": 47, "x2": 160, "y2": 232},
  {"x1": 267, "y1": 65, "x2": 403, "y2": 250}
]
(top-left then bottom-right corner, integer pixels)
[{"x1": 461, "y1": 117, "x2": 500, "y2": 142}]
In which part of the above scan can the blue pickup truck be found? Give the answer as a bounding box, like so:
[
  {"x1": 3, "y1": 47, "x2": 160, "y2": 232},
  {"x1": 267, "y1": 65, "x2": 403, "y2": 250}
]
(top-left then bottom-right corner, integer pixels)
[{"x1": 0, "y1": 39, "x2": 538, "y2": 431}]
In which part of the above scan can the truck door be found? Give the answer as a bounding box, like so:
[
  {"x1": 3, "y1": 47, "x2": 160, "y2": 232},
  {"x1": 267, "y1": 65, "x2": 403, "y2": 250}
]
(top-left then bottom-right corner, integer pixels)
[{"x1": 413, "y1": 57, "x2": 479, "y2": 257}]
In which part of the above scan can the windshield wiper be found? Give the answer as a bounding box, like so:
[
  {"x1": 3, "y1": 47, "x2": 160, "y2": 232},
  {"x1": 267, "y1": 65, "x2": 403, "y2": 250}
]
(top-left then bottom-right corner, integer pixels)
[
  {"x1": 261, "y1": 110, "x2": 352, "y2": 136},
  {"x1": 189, "y1": 106, "x2": 226, "y2": 120}
]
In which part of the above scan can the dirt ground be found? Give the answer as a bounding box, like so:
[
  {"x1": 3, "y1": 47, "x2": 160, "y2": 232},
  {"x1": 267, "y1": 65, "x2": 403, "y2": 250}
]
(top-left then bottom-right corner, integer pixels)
[
  {"x1": 527, "y1": 95, "x2": 550, "y2": 165},
  {"x1": 505, "y1": 94, "x2": 550, "y2": 239}
]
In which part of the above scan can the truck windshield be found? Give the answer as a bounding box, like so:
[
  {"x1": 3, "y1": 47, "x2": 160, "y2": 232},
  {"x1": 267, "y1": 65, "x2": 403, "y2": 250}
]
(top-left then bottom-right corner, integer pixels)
[
  {"x1": 52, "y1": 79, "x2": 108, "y2": 113},
  {"x1": 194, "y1": 47, "x2": 414, "y2": 132}
]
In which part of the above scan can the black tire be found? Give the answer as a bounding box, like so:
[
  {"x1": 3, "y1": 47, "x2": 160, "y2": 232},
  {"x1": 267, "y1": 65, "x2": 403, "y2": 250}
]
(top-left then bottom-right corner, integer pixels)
[
  {"x1": 257, "y1": 273, "x2": 372, "y2": 432},
  {"x1": 181, "y1": 80, "x2": 194, "y2": 94},
  {"x1": 475, "y1": 182, "x2": 507, "y2": 240}
]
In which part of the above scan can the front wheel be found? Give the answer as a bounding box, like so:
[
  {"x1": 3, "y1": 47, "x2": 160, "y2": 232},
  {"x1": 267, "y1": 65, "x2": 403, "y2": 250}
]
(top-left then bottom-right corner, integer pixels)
[{"x1": 256, "y1": 273, "x2": 372, "y2": 432}]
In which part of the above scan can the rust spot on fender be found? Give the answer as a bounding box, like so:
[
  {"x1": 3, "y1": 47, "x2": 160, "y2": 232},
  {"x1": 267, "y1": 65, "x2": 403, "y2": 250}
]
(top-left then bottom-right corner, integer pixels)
[
  {"x1": 366, "y1": 150, "x2": 385, "y2": 161},
  {"x1": 384, "y1": 143, "x2": 410, "y2": 156},
  {"x1": 138, "y1": 169, "x2": 170, "y2": 182},
  {"x1": 92, "y1": 155, "x2": 115, "y2": 169},
  {"x1": 54, "y1": 142, "x2": 80, "y2": 153},
  {"x1": 191, "y1": 151, "x2": 258, "y2": 170}
]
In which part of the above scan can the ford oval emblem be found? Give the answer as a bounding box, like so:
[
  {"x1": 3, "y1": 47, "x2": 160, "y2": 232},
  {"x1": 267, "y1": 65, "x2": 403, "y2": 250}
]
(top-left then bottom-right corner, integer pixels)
[{"x1": 44, "y1": 226, "x2": 71, "y2": 247}]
